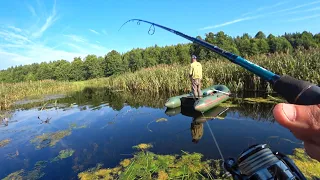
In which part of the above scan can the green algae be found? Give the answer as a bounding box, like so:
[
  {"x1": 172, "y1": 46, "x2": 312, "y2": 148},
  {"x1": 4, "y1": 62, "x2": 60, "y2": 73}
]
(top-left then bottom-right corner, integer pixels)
[
  {"x1": 2, "y1": 169, "x2": 24, "y2": 180},
  {"x1": 156, "y1": 118, "x2": 168, "y2": 123},
  {"x1": 2, "y1": 161, "x2": 48, "y2": 180},
  {"x1": 0, "y1": 139, "x2": 10, "y2": 148},
  {"x1": 51, "y1": 149, "x2": 75, "y2": 162},
  {"x1": 288, "y1": 148, "x2": 320, "y2": 179},
  {"x1": 78, "y1": 143, "x2": 231, "y2": 180},
  {"x1": 30, "y1": 130, "x2": 71, "y2": 149},
  {"x1": 132, "y1": 143, "x2": 153, "y2": 151}
]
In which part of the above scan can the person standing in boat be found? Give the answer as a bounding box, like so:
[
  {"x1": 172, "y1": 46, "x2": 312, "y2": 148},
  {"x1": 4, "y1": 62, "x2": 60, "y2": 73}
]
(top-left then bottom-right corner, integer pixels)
[{"x1": 189, "y1": 55, "x2": 203, "y2": 98}]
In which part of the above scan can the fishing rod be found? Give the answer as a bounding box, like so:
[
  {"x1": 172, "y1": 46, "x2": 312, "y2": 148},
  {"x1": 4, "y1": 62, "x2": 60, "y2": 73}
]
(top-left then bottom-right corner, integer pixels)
[
  {"x1": 120, "y1": 19, "x2": 320, "y2": 105},
  {"x1": 120, "y1": 19, "x2": 310, "y2": 179}
]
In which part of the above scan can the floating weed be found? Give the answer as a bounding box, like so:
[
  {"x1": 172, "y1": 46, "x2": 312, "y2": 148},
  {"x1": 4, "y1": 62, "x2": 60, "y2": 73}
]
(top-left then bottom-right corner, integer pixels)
[
  {"x1": 3, "y1": 161, "x2": 48, "y2": 180},
  {"x1": 120, "y1": 159, "x2": 131, "y2": 167},
  {"x1": 51, "y1": 149, "x2": 75, "y2": 162},
  {"x1": 30, "y1": 130, "x2": 71, "y2": 149},
  {"x1": 78, "y1": 163, "x2": 120, "y2": 180},
  {"x1": 156, "y1": 118, "x2": 168, "y2": 123},
  {"x1": 132, "y1": 143, "x2": 153, "y2": 151},
  {"x1": 3, "y1": 169, "x2": 24, "y2": 180},
  {"x1": 243, "y1": 97, "x2": 277, "y2": 104},
  {"x1": 79, "y1": 143, "x2": 231, "y2": 180},
  {"x1": 0, "y1": 139, "x2": 11, "y2": 148},
  {"x1": 288, "y1": 148, "x2": 320, "y2": 179}
]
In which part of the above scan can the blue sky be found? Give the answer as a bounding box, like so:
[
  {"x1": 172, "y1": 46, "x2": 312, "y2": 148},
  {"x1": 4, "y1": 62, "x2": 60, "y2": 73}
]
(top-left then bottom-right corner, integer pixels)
[{"x1": 0, "y1": 0, "x2": 319, "y2": 70}]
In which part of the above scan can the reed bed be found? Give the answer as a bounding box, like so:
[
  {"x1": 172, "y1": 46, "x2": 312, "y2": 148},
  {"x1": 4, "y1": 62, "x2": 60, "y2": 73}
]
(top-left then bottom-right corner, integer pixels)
[
  {"x1": 92, "y1": 48, "x2": 320, "y2": 94},
  {"x1": 1, "y1": 49, "x2": 319, "y2": 110}
]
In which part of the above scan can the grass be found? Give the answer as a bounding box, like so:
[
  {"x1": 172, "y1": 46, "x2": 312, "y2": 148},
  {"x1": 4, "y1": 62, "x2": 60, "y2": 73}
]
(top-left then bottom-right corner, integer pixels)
[{"x1": 1, "y1": 48, "x2": 319, "y2": 110}]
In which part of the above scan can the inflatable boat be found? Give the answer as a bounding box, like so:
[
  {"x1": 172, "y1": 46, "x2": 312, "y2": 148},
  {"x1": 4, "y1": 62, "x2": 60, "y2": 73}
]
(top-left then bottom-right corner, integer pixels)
[{"x1": 164, "y1": 85, "x2": 230, "y2": 112}]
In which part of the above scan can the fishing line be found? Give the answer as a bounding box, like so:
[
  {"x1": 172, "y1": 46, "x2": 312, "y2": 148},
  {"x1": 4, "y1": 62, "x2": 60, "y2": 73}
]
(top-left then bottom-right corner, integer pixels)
[{"x1": 205, "y1": 120, "x2": 225, "y2": 161}]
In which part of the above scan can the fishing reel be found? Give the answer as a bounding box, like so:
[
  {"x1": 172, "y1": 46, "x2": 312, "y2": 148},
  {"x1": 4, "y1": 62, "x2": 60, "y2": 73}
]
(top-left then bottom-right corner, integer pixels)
[{"x1": 223, "y1": 144, "x2": 307, "y2": 180}]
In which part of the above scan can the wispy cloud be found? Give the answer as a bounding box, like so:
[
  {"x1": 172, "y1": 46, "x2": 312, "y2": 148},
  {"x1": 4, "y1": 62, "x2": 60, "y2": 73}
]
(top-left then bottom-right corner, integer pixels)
[
  {"x1": 32, "y1": 0, "x2": 57, "y2": 38},
  {"x1": 288, "y1": 13, "x2": 320, "y2": 21},
  {"x1": 89, "y1": 29, "x2": 100, "y2": 35},
  {"x1": 27, "y1": 4, "x2": 37, "y2": 16},
  {"x1": 7, "y1": 26, "x2": 22, "y2": 33},
  {"x1": 265, "y1": 0, "x2": 320, "y2": 16},
  {"x1": 199, "y1": 0, "x2": 320, "y2": 30},
  {"x1": 64, "y1": 34, "x2": 86, "y2": 43},
  {"x1": 283, "y1": 6, "x2": 320, "y2": 15},
  {"x1": 242, "y1": 1, "x2": 288, "y2": 16},
  {"x1": 0, "y1": 1, "x2": 110, "y2": 70},
  {"x1": 102, "y1": 30, "x2": 108, "y2": 35},
  {"x1": 199, "y1": 16, "x2": 259, "y2": 30}
]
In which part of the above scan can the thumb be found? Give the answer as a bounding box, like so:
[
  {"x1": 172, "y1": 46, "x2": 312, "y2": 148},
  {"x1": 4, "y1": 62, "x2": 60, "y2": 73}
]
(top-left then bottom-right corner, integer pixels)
[{"x1": 273, "y1": 103, "x2": 320, "y2": 143}]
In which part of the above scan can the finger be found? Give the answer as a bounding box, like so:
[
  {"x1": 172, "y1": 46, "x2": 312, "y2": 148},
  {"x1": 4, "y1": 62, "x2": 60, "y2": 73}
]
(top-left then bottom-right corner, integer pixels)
[
  {"x1": 304, "y1": 142, "x2": 320, "y2": 162},
  {"x1": 273, "y1": 103, "x2": 320, "y2": 143}
]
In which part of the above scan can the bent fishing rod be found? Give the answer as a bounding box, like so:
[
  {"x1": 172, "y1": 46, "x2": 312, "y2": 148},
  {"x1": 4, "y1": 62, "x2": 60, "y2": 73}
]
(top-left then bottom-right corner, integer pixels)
[{"x1": 120, "y1": 19, "x2": 320, "y2": 105}]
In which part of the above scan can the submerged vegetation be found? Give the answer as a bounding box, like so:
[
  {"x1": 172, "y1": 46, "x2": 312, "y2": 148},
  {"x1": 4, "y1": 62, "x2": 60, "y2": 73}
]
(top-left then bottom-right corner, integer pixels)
[
  {"x1": 30, "y1": 130, "x2": 72, "y2": 149},
  {"x1": 0, "y1": 139, "x2": 10, "y2": 148},
  {"x1": 78, "y1": 143, "x2": 230, "y2": 180},
  {"x1": 51, "y1": 149, "x2": 75, "y2": 162},
  {"x1": 289, "y1": 148, "x2": 320, "y2": 179}
]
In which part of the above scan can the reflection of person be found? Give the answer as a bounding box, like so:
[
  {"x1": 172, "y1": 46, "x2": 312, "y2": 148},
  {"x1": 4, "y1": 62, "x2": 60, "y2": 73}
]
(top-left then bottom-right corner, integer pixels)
[
  {"x1": 273, "y1": 103, "x2": 320, "y2": 161},
  {"x1": 189, "y1": 55, "x2": 202, "y2": 98},
  {"x1": 191, "y1": 119, "x2": 203, "y2": 144}
]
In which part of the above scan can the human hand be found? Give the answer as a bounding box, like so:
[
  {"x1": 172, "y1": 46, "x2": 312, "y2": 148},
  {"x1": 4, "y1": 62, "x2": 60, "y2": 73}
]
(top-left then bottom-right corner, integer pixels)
[{"x1": 273, "y1": 103, "x2": 320, "y2": 161}]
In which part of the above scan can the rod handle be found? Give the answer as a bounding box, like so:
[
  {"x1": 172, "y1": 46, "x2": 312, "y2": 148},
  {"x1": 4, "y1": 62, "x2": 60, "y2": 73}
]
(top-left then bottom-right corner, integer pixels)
[{"x1": 273, "y1": 75, "x2": 320, "y2": 105}]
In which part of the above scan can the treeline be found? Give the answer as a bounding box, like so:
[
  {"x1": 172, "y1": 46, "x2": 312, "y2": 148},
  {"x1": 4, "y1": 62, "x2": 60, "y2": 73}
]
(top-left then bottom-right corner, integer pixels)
[{"x1": 1, "y1": 31, "x2": 319, "y2": 83}]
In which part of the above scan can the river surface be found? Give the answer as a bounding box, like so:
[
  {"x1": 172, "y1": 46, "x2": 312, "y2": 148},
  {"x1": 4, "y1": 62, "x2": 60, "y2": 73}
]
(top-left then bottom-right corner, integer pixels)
[{"x1": 0, "y1": 88, "x2": 303, "y2": 179}]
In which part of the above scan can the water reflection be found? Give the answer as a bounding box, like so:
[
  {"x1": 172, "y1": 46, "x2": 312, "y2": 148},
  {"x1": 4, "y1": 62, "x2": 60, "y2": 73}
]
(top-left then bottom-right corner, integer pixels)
[{"x1": 0, "y1": 88, "x2": 304, "y2": 179}]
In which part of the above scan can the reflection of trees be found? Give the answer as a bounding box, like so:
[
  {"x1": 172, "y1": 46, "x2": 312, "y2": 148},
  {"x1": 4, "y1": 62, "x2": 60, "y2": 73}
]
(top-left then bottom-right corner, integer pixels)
[{"x1": 230, "y1": 101, "x2": 275, "y2": 122}]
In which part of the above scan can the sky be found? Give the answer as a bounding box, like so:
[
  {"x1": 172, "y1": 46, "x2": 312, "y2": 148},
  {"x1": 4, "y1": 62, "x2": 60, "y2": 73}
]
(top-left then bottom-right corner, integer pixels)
[{"x1": 0, "y1": 0, "x2": 319, "y2": 70}]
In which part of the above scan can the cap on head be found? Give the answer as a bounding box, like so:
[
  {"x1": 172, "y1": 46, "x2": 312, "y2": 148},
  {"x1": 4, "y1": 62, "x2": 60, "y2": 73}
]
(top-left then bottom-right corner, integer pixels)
[{"x1": 192, "y1": 55, "x2": 197, "y2": 59}]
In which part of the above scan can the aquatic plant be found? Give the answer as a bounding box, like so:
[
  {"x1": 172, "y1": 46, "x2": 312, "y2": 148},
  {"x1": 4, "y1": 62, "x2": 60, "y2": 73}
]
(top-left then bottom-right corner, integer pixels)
[
  {"x1": 2, "y1": 169, "x2": 24, "y2": 180},
  {"x1": 1, "y1": 49, "x2": 319, "y2": 110},
  {"x1": 132, "y1": 143, "x2": 153, "y2": 151},
  {"x1": 78, "y1": 143, "x2": 231, "y2": 180},
  {"x1": 51, "y1": 149, "x2": 75, "y2": 162},
  {"x1": 0, "y1": 139, "x2": 11, "y2": 148},
  {"x1": 3, "y1": 161, "x2": 48, "y2": 180},
  {"x1": 30, "y1": 130, "x2": 71, "y2": 149},
  {"x1": 288, "y1": 148, "x2": 320, "y2": 179},
  {"x1": 156, "y1": 118, "x2": 168, "y2": 123}
]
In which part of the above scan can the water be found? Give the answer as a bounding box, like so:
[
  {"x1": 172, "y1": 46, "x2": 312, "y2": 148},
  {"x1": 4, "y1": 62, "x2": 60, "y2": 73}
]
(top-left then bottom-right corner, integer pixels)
[{"x1": 0, "y1": 88, "x2": 303, "y2": 179}]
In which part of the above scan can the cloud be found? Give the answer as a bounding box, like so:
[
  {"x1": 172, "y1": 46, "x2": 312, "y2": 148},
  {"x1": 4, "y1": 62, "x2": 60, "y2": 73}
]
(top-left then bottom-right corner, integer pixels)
[
  {"x1": 0, "y1": 1, "x2": 110, "y2": 70},
  {"x1": 199, "y1": 16, "x2": 259, "y2": 30},
  {"x1": 64, "y1": 34, "x2": 86, "y2": 43},
  {"x1": 89, "y1": 29, "x2": 100, "y2": 35},
  {"x1": 8, "y1": 26, "x2": 22, "y2": 33},
  {"x1": 27, "y1": 4, "x2": 37, "y2": 16},
  {"x1": 283, "y1": 6, "x2": 320, "y2": 15},
  {"x1": 288, "y1": 13, "x2": 320, "y2": 21},
  {"x1": 102, "y1": 30, "x2": 108, "y2": 35},
  {"x1": 242, "y1": 1, "x2": 288, "y2": 16},
  {"x1": 32, "y1": 0, "x2": 57, "y2": 38},
  {"x1": 268, "y1": 1, "x2": 320, "y2": 14},
  {"x1": 199, "y1": 1, "x2": 320, "y2": 30}
]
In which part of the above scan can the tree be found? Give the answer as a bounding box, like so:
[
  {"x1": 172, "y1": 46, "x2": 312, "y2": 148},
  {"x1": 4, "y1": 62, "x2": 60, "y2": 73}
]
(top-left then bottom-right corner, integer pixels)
[
  {"x1": 83, "y1": 55, "x2": 104, "y2": 79},
  {"x1": 128, "y1": 49, "x2": 144, "y2": 72},
  {"x1": 176, "y1": 44, "x2": 191, "y2": 64},
  {"x1": 70, "y1": 57, "x2": 86, "y2": 81},
  {"x1": 255, "y1": 31, "x2": 266, "y2": 39},
  {"x1": 52, "y1": 60, "x2": 71, "y2": 81},
  {"x1": 104, "y1": 50, "x2": 124, "y2": 76}
]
